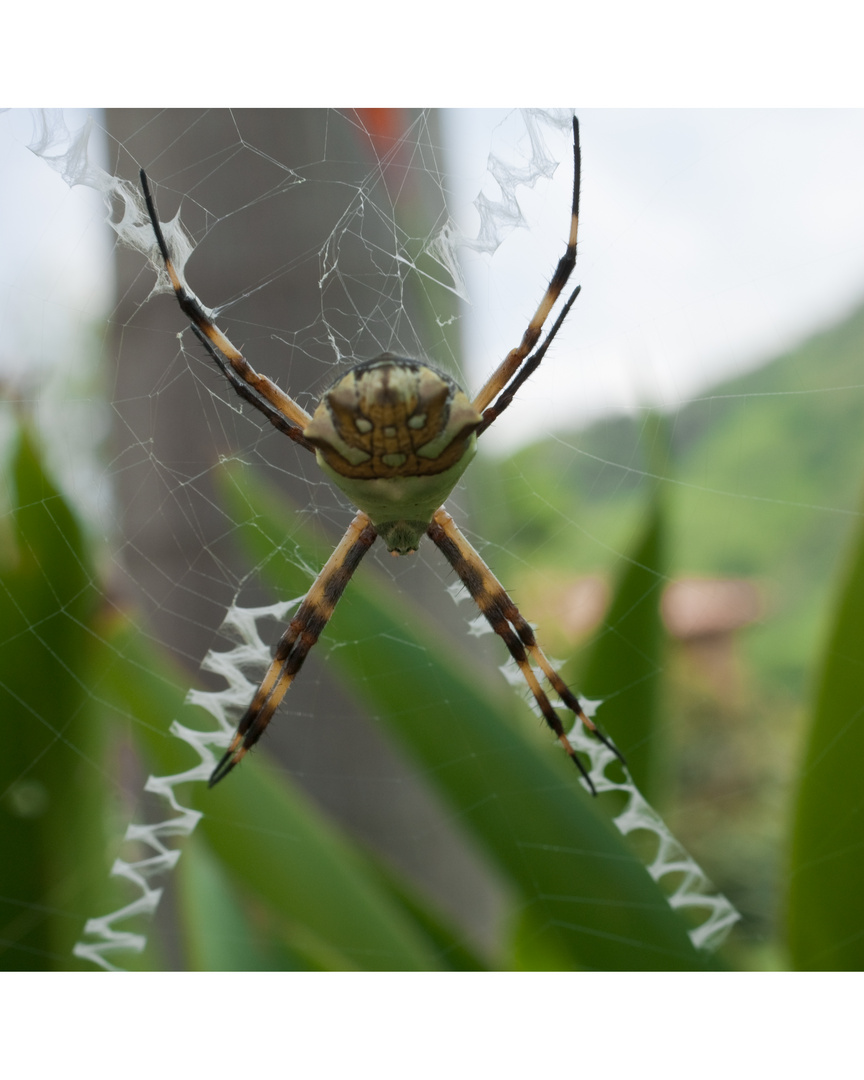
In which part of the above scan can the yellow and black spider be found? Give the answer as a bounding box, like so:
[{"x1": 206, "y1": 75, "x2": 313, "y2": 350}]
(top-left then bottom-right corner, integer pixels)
[{"x1": 140, "y1": 115, "x2": 623, "y2": 794}]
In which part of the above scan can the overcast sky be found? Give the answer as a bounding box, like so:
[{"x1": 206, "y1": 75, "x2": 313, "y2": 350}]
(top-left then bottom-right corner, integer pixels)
[
  {"x1": 3, "y1": 109, "x2": 864, "y2": 453},
  {"x1": 445, "y1": 108, "x2": 864, "y2": 449}
]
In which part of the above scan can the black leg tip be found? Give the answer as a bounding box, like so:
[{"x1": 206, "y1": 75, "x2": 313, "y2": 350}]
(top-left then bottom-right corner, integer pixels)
[{"x1": 208, "y1": 750, "x2": 238, "y2": 788}]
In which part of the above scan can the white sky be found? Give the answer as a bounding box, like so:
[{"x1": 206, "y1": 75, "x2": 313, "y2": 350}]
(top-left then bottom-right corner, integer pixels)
[
  {"x1": 2, "y1": 109, "x2": 864, "y2": 453},
  {"x1": 446, "y1": 108, "x2": 864, "y2": 449},
  {"x1": 0, "y1": 109, "x2": 112, "y2": 380}
]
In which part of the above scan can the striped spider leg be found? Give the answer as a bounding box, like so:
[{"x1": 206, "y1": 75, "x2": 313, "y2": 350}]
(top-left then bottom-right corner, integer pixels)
[
  {"x1": 426, "y1": 510, "x2": 621, "y2": 793},
  {"x1": 140, "y1": 115, "x2": 622, "y2": 791},
  {"x1": 210, "y1": 510, "x2": 378, "y2": 786}
]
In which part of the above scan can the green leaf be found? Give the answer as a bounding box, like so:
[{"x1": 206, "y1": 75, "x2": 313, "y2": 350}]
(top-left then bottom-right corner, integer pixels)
[
  {"x1": 176, "y1": 833, "x2": 352, "y2": 970},
  {"x1": 578, "y1": 414, "x2": 669, "y2": 801},
  {"x1": 177, "y1": 834, "x2": 278, "y2": 971},
  {"x1": 786, "y1": 476, "x2": 864, "y2": 969},
  {"x1": 217, "y1": 457, "x2": 710, "y2": 970},
  {"x1": 0, "y1": 421, "x2": 112, "y2": 969}
]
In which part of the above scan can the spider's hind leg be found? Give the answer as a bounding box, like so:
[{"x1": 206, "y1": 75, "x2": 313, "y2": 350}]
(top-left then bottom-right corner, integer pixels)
[
  {"x1": 427, "y1": 508, "x2": 623, "y2": 794},
  {"x1": 209, "y1": 511, "x2": 378, "y2": 786}
]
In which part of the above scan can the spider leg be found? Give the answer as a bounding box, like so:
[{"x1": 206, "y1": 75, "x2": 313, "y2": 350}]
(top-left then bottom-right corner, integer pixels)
[
  {"x1": 474, "y1": 284, "x2": 580, "y2": 437},
  {"x1": 209, "y1": 511, "x2": 378, "y2": 786},
  {"x1": 472, "y1": 115, "x2": 582, "y2": 428},
  {"x1": 426, "y1": 508, "x2": 623, "y2": 795},
  {"x1": 139, "y1": 169, "x2": 315, "y2": 453}
]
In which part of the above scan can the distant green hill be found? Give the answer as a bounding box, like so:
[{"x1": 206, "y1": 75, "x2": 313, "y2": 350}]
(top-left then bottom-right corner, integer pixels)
[{"x1": 475, "y1": 297, "x2": 864, "y2": 694}]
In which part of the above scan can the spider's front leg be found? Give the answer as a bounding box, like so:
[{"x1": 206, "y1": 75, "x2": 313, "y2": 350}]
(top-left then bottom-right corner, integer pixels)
[
  {"x1": 139, "y1": 169, "x2": 315, "y2": 452},
  {"x1": 427, "y1": 508, "x2": 623, "y2": 794},
  {"x1": 209, "y1": 511, "x2": 378, "y2": 786},
  {"x1": 472, "y1": 115, "x2": 582, "y2": 425}
]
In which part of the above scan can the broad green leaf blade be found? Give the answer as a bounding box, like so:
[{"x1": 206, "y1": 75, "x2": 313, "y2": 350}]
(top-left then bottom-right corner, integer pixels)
[
  {"x1": 219, "y1": 459, "x2": 709, "y2": 970},
  {"x1": 177, "y1": 834, "x2": 281, "y2": 971},
  {"x1": 201, "y1": 760, "x2": 446, "y2": 970},
  {"x1": 0, "y1": 423, "x2": 111, "y2": 969},
  {"x1": 176, "y1": 833, "x2": 356, "y2": 970},
  {"x1": 787, "y1": 478, "x2": 864, "y2": 970},
  {"x1": 579, "y1": 417, "x2": 669, "y2": 800}
]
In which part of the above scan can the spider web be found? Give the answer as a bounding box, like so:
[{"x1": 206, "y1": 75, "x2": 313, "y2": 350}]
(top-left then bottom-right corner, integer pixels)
[{"x1": 5, "y1": 107, "x2": 864, "y2": 972}]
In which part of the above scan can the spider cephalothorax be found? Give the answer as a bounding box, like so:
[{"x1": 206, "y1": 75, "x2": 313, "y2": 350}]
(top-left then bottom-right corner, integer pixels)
[
  {"x1": 305, "y1": 354, "x2": 482, "y2": 554},
  {"x1": 140, "y1": 115, "x2": 624, "y2": 794}
]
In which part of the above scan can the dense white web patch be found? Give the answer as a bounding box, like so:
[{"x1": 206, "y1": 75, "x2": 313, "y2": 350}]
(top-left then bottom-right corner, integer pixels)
[
  {"x1": 28, "y1": 109, "x2": 197, "y2": 286},
  {"x1": 462, "y1": 108, "x2": 571, "y2": 257}
]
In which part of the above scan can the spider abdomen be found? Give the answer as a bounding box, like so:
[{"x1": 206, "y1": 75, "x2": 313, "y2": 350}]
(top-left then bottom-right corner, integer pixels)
[{"x1": 304, "y1": 354, "x2": 481, "y2": 553}]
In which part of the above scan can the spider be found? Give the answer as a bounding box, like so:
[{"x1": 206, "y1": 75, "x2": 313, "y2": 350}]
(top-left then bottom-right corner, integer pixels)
[{"x1": 140, "y1": 115, "x2": 623, "y2": 795}]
